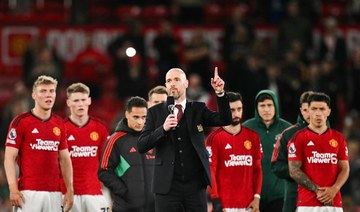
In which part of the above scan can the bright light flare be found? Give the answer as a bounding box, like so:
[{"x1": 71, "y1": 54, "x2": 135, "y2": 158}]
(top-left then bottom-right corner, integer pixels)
[{"x1": 126, "y1": 47, "x2": 136, "y2": 57}]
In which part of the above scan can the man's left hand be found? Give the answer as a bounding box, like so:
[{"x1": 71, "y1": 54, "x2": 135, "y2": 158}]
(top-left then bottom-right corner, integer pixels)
[
  {"x1": 211, "y1": 67, "x2": 225, "y2": 93},
  {"x1": 63, "y1": 190, "x2": 74, "y2": 212},
  {"x1": 316, "y1": 186, "x2": 337, "y2": 205},
  {"x1": 247, "y1": 197, "x2": 260, "y2": 212}
]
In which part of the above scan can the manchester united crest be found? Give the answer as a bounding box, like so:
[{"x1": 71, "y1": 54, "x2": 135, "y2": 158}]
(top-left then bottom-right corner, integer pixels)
[
  {"x1": 329, "y1": 139, "x2": 338, "y2": 148},
  {"x1": 244, "y1": 140, "x2": 252, "y2": 150},
  {"x1": 90, "y1": 132, "x2": 99, "y2": 141},
  {"x1": 53, "y1": 127, "x2": 61, "y2": 136}
]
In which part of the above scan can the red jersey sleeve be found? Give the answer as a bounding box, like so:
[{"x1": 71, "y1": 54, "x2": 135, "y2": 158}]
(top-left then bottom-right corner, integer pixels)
[
  {"x1": 206, "y1": 130, "x2": 220, "y2": 199},
  {"x1": 5, "y1": 115, "x2": 25, "y2": 149},
  {"x1": 252, "y1": 132, "x2": 263, "y2": 196},
  {"x1": 58, "y1": 120, "x2": 68, "y2": 150},
  {"x1": 98, "y1": 123, "x2": 109, "y2": 160},
  {"x1": 288, "y1": 132, "x2": 304, "y2": 162},
  {"x1": 253, "y1": 133, "x2": 263, "y2": 160},
  {"x1": 338, "y1": 134, "x2": 349, "y2": 161}
]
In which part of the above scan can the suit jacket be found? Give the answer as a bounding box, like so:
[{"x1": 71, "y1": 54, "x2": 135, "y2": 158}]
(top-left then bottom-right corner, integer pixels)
[{"x1": 137, "y1": 95, "x2": 231, "y2": 194}]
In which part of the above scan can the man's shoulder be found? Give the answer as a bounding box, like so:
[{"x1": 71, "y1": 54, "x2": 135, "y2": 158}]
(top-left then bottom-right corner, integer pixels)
[
  {"x1": 327, "y1": 128, "x2": 343, "y2": 137},
  {"x1": 188, "y1": 101, "x2": 206, "y2": 107},
  {"x1": 51, "y1": 113, "x2": 64, "y2": 121},
  {"x1": 183, "y1": 101, "x2": 206, "y2": 112},
  {"x1": 242, "y1": 126, "x2": 260, "y2": 136},
  {"x1": 11, "y1": 111, "x2": 32, "y2": 127},
  {"x1": 149, "y1": 102, "x2": 167, "y2": 112},
  {"x1": 109, "y1": 131, "x2": 128, "y2": 143},
  {"x1": 291, "y1": 128, "x2": 309, "y2": 142},
  {"x1": 278, "y1": 118, "x2": 292, "y2": 127},
  {"x1": 207, "y1": 127, "x2": 224, "y2": 140},
  {"x1": 89, "y1": 116, "x2": 108, "y2": 128},
  {"x1": 282, "y1": 124, "x2": 303, "y2": 138},
  {"x1": 242, "y1": 118, "x2": 256, "y2": 127}
]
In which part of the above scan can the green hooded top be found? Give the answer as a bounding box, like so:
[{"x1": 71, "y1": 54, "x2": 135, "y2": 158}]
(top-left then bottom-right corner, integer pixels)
[
  {"x1": 271, "y1": 114, "x2": 308, "y2": 180},
  {"x1": 270, "y1": 114, "x2": 307, "y2": 212},
  {"x1": 243, "y1": 89, "x2": 291, "y2": 205}
]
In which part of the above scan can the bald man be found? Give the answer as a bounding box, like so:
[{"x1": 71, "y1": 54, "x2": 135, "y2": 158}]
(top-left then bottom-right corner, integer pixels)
[{"x1": 138, "y1": 67, "x2": 232, "y2": 212}]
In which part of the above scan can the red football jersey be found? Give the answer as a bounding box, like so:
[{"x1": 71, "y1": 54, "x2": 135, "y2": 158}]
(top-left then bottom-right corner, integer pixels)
[
  {"x1": 206, "y1": 126, "x2": 263, "y2": 208},
  {"x1": 288, "y1": 127, "x2": 348, "y2": 207},
  {"x1": 5, "y1": 112, "x2": 67, "y2": 191},
  {"x1": 64, "y1": 117, "x2": 109, "y2": 195}
]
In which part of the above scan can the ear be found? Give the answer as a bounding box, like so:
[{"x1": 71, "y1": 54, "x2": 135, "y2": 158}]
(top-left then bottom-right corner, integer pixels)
[
  {"x1": 66, "y1": 99, "x2": 71, "y2": 107},
  {"x1": 31, "y1": 91, "x2": 35, "y2": 100},
  {"x1": 125, "y1": 111, "x2": 129, "y2": 119},
  {"x1": 327, "y1": 108, "x2": 331, "y2": 117},
  {"x1": 88, "y1": 97, "x2": 92, "y2": 106},
  {"x1": 184, "y1": 79, "x2": 189, "y2": 88}
]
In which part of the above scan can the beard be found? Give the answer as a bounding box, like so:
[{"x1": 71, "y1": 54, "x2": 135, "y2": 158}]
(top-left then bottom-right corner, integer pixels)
[
  {"x1": 169, "y1": 89, "x2": 180, "y2": 99},
  {"x1": 173, "y1": 93, "x2": 180, "y2": 99},
  {"x1": 231, "y1": 118, "x2": 241, "y2": 126}
]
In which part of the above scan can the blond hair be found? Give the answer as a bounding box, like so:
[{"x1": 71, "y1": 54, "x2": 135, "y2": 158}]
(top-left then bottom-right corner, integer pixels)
[
  {"x1": 66, "y1": 82, "x2": 90, "y2": 98},
  {"x1": 148, "y1": 85, "x2": 168, "y2": 100},
  {"x1": 32, "y1": 75, "x2": 58, "y2": 91}
]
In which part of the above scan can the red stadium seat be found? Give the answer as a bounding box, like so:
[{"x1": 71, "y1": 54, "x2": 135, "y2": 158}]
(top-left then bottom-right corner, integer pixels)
[
  {"x1": 141, "y1": 5, "x2": 171, "y2": 25},
  {"x1": 34, "y1": 1, "x2": 65, "y2": 12},
  {"x1": 321, "y1": 4, "x2": 346, "y2": 23},
  {"x1": 2, "y1": 13, "x2": 39, "y2": 25},
  {"x1": 89, "y1": 6, "x2": 115, "y2": 24},
  {"x1": 223, "y1": 3, "x2": 250, "y2": 22},
  {"x1": 204, "y1": 4, "x2": 223, "y2": 25},
  {"x1": 39, "y1": 12, "x2": 69, "y2": 25},
  {"x1": 0, "y1": 0, "x2": 70, "y2": 26},
  {"x1": 116, "y1": 5, "x2": 142, "y2": 24}
]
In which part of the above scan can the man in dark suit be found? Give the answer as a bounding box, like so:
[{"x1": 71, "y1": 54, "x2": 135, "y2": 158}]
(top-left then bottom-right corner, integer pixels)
[{"x1": 138, "y1": 67, "x2": 231, "y2": 212}]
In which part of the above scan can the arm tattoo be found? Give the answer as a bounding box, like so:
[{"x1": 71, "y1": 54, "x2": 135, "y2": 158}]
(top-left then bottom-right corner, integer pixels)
[{"x1": 289, "y1": 161, "x2": 318, "y2": 192}]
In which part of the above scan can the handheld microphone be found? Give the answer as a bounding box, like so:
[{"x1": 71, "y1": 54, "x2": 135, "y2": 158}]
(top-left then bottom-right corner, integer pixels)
[
  {"x1": 167, "y1": 96, "x2": 175, "y2": 114},
  {"x1": 168, "y1": 104, "x2": 175, "y2": 114},
  {"x1": 166, "y1": 96, "x2": 176, "y2": 131}
]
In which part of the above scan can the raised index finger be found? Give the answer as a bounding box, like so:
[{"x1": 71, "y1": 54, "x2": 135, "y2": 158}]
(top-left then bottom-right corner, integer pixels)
[{"x1": 214, "y1": 66, "x2": 218, "y2": 78}]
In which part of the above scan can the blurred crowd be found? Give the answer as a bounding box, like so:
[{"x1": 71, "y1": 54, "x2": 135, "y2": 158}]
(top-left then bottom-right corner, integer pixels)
[{"x1": 1, "y1": 0, "x2": 360, "y2": 211}]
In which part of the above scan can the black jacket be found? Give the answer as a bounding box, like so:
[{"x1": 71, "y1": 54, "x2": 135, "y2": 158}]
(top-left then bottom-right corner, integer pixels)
[
  {"x1": 137, "y1": 95, "x2": 231, "y2": 194},
  {"x1": 99, "y1": 118, "x2": 155, "y2": 212}
]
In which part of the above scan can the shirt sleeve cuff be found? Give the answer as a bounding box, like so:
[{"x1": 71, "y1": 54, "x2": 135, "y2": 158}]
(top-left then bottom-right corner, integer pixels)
[{"x1": 215, "y1": 90, "x2": 225, "y2": 97}]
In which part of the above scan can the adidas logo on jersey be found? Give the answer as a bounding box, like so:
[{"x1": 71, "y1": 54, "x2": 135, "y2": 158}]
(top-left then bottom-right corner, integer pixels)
[
  {"x1": 68, "y1": 135, "x2": 75, "y2": 141},
  {"x1": 32, "y1": 128, "x2": 39, "y2": 134},
  {"x1": 225, "y1": 144, "x2": 232, "y2": 149},
  {"x1": 307, "y1": 141, "x2": 315, "y2": 146},
  {"x1": 130, "y1": 147, "x2": 137, "y2": 153}
]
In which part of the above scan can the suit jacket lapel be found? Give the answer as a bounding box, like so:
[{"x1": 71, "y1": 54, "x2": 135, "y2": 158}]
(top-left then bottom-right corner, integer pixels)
[{"x1": 185, "y1": 101, "x2": 193, "y2": 134}]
